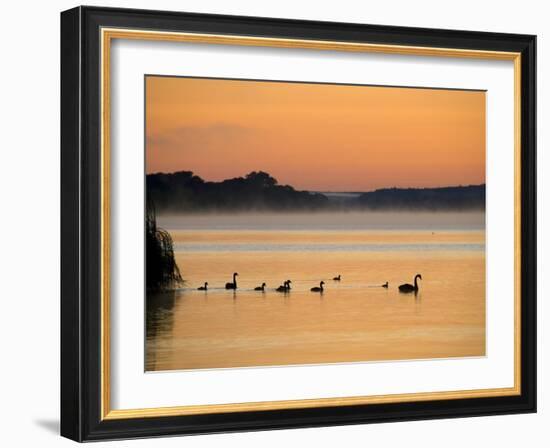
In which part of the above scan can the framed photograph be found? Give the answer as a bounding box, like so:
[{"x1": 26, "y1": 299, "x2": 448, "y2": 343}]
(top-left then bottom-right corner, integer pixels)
[{"x1": 61, "y1": 6, "x2": 536, "y2": 441}]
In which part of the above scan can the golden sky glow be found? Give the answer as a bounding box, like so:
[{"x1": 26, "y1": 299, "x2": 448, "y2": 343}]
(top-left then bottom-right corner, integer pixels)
[{"x1": 146, "y1": 76, "x2": 485, "y2": 191}]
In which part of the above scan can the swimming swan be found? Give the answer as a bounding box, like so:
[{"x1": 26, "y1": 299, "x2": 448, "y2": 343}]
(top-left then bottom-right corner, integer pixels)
[
  {"x1": 276, "y1": 280, "x2": 291, "y2": 292},
  {"x1": 225, "y1": 272, "x2": 238, "y2": 290},
  {"x1": 398, "y1": 274, "x2": 422, "y2": 293},
  {"x1": 310, "y1": 281, "x2": 325, "y2": 292}
]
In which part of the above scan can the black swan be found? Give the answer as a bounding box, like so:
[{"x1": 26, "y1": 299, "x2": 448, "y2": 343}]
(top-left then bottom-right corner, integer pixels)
[
  {"x1": 254, "y1": 282, "x2": 266, "y2": 291},
  {"x1": 311, "y1": 281, "x2": 325, "y2": 292},
  {"x1": 333, "y1": 275, "x2": 341, "y2": 281},
  {"x1": 398, "y1": 274, "x2": 422, "y2": 293},
  {"x1": 382, "y1": 282, "x2": 389, "y2": 288},
  {"x1": 276, "y1": 280, "x2": 291, "y2": 292},
  {"x1": 197, "y1": 282, "x2": 208, "y2": 291},
  {"x1": 225, "y1": 272, "x2": 238, "y2": 290}
]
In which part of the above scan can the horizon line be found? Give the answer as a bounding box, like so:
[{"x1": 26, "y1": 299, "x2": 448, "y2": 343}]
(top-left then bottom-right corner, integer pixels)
[{"x1": 146, "y1": 170, "x2": 485, "y2": 194}]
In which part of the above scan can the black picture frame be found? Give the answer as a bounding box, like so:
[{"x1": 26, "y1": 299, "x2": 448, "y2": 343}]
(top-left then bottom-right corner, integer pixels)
[{"x1": 61, "y1": 5, "x2": 536, "y2": 442}]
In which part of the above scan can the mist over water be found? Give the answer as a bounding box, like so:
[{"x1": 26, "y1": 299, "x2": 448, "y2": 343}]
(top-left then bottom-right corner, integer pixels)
[
  {"x1": 146, "y1": 210, "x2": 486, "y2": 371},
  {"x1": 157, "y1": 210, "x2": 485, "y2": 231}
]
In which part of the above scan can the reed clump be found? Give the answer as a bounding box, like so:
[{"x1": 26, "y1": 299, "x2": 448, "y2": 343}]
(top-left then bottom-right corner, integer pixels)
[{"x1": 146, "y1": 205, "x2": 183, "y2": 291}]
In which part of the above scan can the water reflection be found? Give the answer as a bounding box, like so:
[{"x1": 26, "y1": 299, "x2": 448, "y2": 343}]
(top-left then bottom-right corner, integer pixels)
[
  {"x1": 145, "y1": 224, "x2": 485, "y2": 371},
  {"x1": 146, "y1": 290, "x2": 176, "y2": 372}
]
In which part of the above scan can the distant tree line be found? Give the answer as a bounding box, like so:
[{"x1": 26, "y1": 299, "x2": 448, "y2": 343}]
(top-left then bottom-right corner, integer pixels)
[
  {"x1": 357, "y1": 185, "x2": 485, "y2": 210},
  {"x1": 146, "y1": 170, "x2": 485, "y2": 212},
  {"x1": 147, "y1": 171, "x2": 329, "y2": 212}
]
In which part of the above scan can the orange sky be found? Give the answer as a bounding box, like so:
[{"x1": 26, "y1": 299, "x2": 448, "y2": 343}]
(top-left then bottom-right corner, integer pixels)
[{"x1": 146, "y1": 76, "x2": 485, "y2": 192}]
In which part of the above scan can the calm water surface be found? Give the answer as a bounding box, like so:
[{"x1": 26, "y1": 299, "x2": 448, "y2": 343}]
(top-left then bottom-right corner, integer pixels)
[{"x1": 146, "y1": 212, "x2": 485, "y2": 371}]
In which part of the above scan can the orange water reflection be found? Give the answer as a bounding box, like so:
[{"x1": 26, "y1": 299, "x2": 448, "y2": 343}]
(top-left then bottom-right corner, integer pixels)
[{"x1": 146, "y1": 228, "x2": 485, "y2": 371}]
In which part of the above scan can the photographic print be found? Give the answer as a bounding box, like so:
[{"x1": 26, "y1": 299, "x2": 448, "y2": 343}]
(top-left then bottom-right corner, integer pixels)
[{"x1": 145, "y1": 75, "x2": 486, "y2": 372}]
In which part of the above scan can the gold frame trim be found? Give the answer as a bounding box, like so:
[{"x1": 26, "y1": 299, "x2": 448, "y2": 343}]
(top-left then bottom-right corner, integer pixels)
[{"x1": 100, "y1": 28, "x2": 522, "y2": 420}]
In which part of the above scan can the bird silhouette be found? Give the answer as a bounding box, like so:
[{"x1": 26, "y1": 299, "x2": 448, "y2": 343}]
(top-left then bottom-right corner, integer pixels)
[
  {"x1": 276, "y1": 280, "x2": 291, "y2": 292},
  {"x1": 225, "y1": 272, "x2": 238, "y2": 290},
  {"x1": 310, "y1": 281, "x2": 325, "y2": 292},
  {"x1": 398, "y1": 274, "x2": 422, "y2": 293}
]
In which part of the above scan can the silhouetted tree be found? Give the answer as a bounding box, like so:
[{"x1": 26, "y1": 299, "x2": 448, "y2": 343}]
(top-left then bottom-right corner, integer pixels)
[{"x1": 245, "y1": 171, "x2": 277, "y2": 189}]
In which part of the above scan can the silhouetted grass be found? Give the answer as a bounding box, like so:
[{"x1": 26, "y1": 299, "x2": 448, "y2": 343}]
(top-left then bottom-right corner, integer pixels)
[{"x1": 146, "y1": 204, "x2": 183, "y2": 291}]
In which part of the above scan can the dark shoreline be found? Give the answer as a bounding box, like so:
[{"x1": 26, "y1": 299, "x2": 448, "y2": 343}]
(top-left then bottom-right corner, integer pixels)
[{"x1": 147, "y1": 170, "x2": 485, "y2": 213}]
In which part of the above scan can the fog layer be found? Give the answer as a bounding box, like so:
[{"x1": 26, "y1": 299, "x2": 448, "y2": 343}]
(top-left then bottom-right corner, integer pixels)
[{"x1": 158, "y1": 210, "x2": 485, "y2": 231}]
